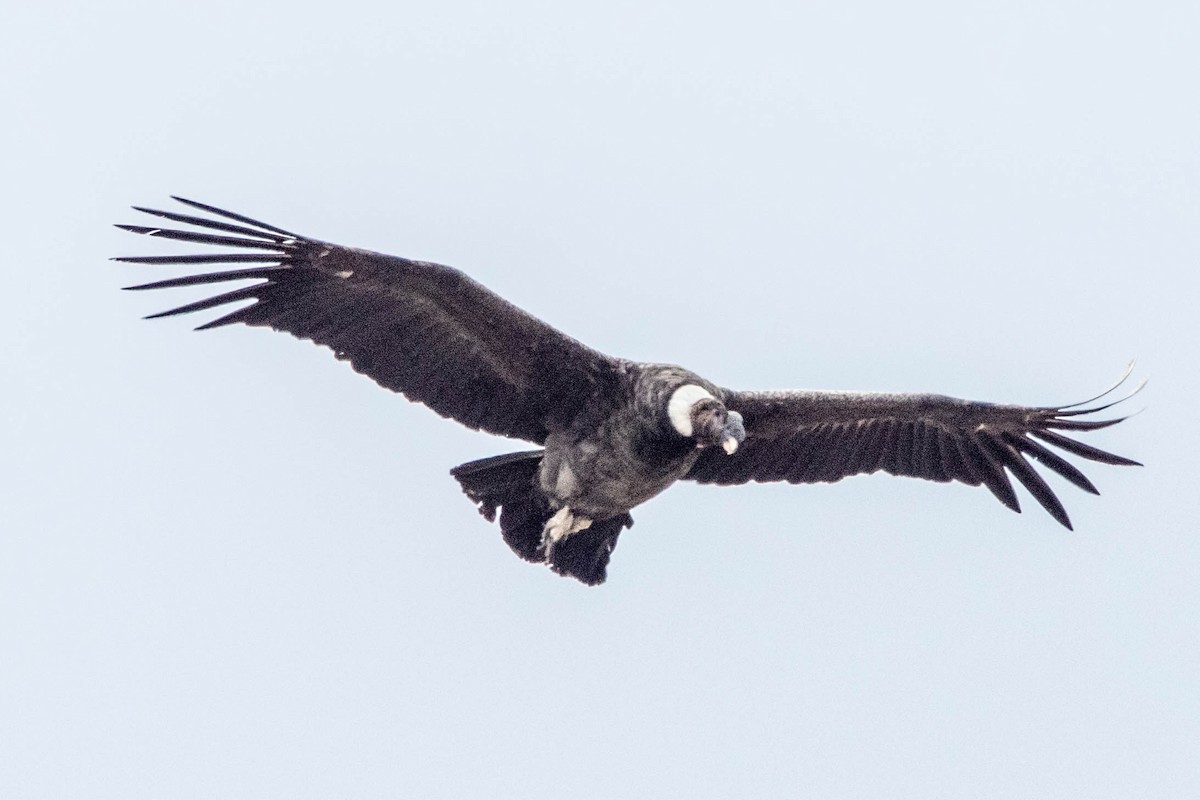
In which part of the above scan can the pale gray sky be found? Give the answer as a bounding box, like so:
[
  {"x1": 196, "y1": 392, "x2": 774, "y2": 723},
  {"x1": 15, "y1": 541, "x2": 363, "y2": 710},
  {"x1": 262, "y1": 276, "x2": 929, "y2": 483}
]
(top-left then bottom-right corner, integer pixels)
[{"x1": 2, "y1": 1, "x2": 1198, "y2": 797}]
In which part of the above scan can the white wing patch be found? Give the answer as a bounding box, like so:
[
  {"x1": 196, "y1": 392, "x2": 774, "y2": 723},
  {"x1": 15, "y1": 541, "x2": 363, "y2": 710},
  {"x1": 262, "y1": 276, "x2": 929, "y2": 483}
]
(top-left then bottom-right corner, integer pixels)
[{"x1": 668, "y1": 384, "x2": 714, "y2": 437}]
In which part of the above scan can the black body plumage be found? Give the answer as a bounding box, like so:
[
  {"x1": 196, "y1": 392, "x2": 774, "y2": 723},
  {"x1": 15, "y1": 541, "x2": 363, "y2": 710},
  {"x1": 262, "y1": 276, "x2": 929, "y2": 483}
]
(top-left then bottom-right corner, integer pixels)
[{"x1": 116, "y1": 198, "x2": 1143, "y2": 585}]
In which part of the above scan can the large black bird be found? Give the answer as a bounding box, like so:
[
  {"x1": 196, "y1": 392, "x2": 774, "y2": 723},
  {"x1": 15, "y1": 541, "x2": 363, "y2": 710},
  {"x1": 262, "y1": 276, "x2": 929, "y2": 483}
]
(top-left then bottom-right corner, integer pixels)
[{"x1": 116, "y1": 198, "x2": 1142, "y2": 585}]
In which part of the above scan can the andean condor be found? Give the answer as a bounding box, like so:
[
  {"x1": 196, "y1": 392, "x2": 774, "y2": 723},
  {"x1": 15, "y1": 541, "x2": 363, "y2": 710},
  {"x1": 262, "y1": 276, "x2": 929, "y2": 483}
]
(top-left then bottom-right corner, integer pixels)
[{"x1": 116, "y1": 198, "x2": 1142, "y2": 585}]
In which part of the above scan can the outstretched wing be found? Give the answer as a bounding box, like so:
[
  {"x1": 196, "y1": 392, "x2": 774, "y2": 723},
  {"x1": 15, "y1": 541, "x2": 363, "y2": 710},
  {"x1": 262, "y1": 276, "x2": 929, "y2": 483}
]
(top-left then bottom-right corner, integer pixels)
[
  {"x1": 686, "y1": 370, "x2": 1143, "y2": 529},
  {"x1": 115, "y1": 198, "x2": 622, "y2": 443}
]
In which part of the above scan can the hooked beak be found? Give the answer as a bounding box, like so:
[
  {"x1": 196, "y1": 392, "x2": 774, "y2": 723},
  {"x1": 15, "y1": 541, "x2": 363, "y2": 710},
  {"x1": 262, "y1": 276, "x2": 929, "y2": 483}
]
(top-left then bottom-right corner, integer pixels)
[{"x1": 721, "y1": 410, "x2": 745, "y2": 455}]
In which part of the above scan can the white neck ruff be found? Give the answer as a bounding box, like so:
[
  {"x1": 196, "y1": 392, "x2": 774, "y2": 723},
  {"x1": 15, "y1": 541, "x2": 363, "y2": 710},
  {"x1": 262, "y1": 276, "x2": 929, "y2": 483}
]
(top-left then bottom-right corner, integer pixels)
[{"x1": 667, "y1": 384, "x2": 714, "y2": 437}]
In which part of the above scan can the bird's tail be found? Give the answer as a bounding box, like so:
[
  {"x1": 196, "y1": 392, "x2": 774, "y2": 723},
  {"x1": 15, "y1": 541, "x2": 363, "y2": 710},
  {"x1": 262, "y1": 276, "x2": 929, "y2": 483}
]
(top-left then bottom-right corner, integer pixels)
[
  {"x1": 451, "y1": 450, "x2": 548, "y2": 563},
  {"x1": 450, "y1": 451, "x2": 631, "y2": 585}
]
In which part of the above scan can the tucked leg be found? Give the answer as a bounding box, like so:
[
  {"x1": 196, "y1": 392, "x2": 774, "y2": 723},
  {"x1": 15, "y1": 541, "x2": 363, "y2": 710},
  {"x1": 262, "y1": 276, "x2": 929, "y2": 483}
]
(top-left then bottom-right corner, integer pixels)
[{"x1": 542, "y1": 506, "x2": 594, "y2": 548}]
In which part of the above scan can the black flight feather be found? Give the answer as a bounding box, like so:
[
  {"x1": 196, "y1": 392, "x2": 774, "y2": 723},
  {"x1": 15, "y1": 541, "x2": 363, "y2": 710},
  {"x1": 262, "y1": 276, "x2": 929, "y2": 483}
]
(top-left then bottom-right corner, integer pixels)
[
  {"x1": 118, "y1": 198, "x2": 622, "y2": 445},
  {"x1": 687, "y1": 381, "x2": 1142, "y2": 529}
]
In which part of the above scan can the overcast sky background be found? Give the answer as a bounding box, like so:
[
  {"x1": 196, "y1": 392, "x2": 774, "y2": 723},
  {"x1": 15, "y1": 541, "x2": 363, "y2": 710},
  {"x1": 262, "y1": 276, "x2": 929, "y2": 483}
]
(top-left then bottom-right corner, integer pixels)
[{"x1": 2, "y1": 1, "x2": 1198, "y2": 797}]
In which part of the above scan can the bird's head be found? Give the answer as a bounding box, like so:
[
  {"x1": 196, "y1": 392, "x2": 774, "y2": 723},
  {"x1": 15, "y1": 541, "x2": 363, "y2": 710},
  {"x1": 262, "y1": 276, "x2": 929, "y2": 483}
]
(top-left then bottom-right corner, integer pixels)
[{"x1": 668, "y1": 385, "x2": 746, "y2": 455}]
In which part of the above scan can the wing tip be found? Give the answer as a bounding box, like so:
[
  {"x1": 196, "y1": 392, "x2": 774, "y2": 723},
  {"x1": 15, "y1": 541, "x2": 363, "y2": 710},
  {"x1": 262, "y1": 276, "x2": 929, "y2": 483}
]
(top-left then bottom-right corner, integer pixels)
[{"x1": 1055, "y1": 361, "x2": 1138, "y2": 410}]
